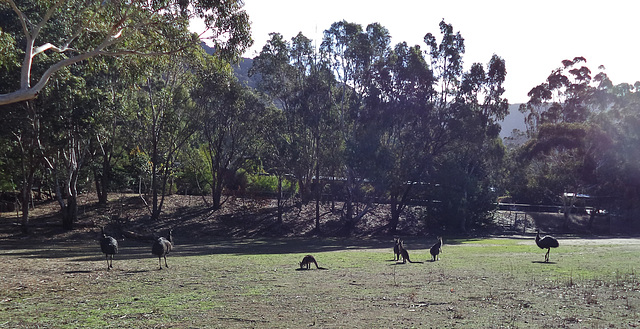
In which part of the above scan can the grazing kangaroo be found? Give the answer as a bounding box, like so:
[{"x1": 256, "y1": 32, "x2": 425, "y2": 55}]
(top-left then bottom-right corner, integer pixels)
[
  {"x1": 398, "y1": 240, "x2": 422, "y2": 264},
  {"x1": 393, "y1": 238, "x2": 402, "y2": 261},
  {"x1": 430, "y1": 236, "x2": 443, "y2": 261},
  {"x1": 299, "y1": 255, "x2": 320, "y2": 269}
]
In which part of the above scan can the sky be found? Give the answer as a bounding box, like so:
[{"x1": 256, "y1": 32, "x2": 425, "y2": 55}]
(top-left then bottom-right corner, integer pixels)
[{"x1": 195, "y1": 0, "x2": 640, "y2": 104}]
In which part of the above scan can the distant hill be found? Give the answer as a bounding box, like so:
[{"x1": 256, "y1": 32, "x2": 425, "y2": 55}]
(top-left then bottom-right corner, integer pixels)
[
  {"x1": 200, "y1": 42, "x2": 260, "y2": 89},
  {"x1": 234, "y1": 57, "x2": 260, "y2": 89},
  {"x1": 499, "y1": 104, "x2": 526, "y2": 139},
  {"x1": 200, "y1": 42, "x2": 215, "y2": 56}
]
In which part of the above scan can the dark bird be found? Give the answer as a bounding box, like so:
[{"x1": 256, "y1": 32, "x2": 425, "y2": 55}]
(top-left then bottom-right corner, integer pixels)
[
  {"x1": 430, "y1": 236, "x2": 443, "y2": 261},
  {"x1": 535, "y1": 230, "x2": 559, "y2": 262},
  {"x1": 152, "y1": 229, "x2": 173, "y2": 269},
  {"x1": 100, "y1": 227, "x2": 118, "y2": 270}
]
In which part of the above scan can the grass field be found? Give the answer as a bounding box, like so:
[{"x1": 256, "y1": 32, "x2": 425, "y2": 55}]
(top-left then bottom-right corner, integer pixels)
[{"x1": 1, "y1": 236, "x2": 639, "y2": 328}]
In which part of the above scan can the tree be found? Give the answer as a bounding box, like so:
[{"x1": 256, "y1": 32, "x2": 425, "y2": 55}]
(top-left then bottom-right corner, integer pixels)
[
  {"x1": 0, "y1": 101, "x2": 42, "y2": 233},
  {"x1": 252, "y1": 32, "x2": 340, "y2": 231},
  {"x1": 361, "y1": 41, "x2": 435, "y2": 234},
  {"x1": 320, "y1": 21, "x2": 382, "y2": 232},
  {"x1": 29, "y1": 64, "x2": 98, "y2": 230},
  {"x1": 510, "y1": 58, "x2": 635, "y2": 229},
  {"x1": 372, "y1": 21, "x2": 508, "y2": 233},
  {"x1": 519, "y1": 57, "x2": 603, "y2": 136},
  {"x1": 194, "y1": 54, "x2": 268, "y2": 211},
  {"x1": 132, "y1": 53, "x2": 200, "y2": 220},
  {"x1": 0, "y1": 0, "x2": 251, "y2": 105},
  {"x1": 84, "y1": 56, "x2": 143, "y2": 205}
]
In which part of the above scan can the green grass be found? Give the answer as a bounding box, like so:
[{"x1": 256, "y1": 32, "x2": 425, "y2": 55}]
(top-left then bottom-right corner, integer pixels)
[{"x1": 1, "y1": 237, "x2": 639, "y2": 328}]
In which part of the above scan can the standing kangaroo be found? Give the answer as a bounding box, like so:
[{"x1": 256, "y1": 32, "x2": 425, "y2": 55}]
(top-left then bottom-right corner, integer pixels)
[
  {"x1": 393, "y1": 238, "x2": 402, "y2": 261},
  {"x1": 430, "y1": 236, "x2": 443, "y2": 261},
  {"x1": 398, "y1": 240, "x2": 422, "y2": 264},
  {"x1": 299, "y1": 255, "x2": 320, "y2": 269}
]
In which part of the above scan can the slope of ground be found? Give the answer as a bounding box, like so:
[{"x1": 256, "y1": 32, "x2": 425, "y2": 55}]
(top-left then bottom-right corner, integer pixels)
[{"x1": 0, "y1": 193, "x2": 633, "y2": 245}]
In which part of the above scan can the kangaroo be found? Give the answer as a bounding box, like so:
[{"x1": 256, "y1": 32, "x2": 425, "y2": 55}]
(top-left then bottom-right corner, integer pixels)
[
  {"x1": 430, "y1": 236, "x2": 443, "y2": 261},
  {"x1": 299, "y1": 255, "x2": 319, "y2": 269},
  {"x1": 398, "y1": 240, "x2": 422, "y2": 264},
  {"x1": 393, "y1": 238, "x2": 402, "y2": 261}
]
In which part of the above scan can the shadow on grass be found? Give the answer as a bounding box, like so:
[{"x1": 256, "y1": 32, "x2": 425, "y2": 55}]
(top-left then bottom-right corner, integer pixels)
[
  {"x1": 295, "y1": 267, "x2": 328, "y2": 271},
  {"x1": 531, "y1": 261, "x2": 557, "y2": 264},
  {"x1": 2, "y1": 235, "x2": 639, "y2": 265}
]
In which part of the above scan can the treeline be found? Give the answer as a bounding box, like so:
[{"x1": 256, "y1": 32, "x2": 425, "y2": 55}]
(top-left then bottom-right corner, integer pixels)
[{"x1": 1, "y1": 5, "x2": 639, "y2": 235}]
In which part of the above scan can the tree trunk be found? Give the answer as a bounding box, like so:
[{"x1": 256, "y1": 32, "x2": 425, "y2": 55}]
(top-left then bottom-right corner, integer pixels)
[
  {"x1": 389, "y1": 198, "x2": 400, "y2": 235},
  {"x1": 277, "y1": 175, "x2": 283, "y2": 224},
  {"x1": 212, "y1": 169, "x2": 223, "y2": 211},
  {"x1": 389, "y1": 184, "x2": 412, "y2": 234},
  {"x1": 151, "y1": 139, "x2": 159, "y2": 220},
  {"x1": 459, "y1": 190, "x2": 469, "y2": 233},
  {"x1": 344, "y1": 167, "x2": 354, "y2": 223},
  {"x1": 94, "y1": 169, "x2": 104, "y2": 203},
  {"x1": 62, "y1": 193, "x2": 77, "y2": 230},
  {"x1": 97, "y1": 150, "x2": 110, "y2": 205},
  {"x1": 20, "y1": 185, "x2": 31, "y2": 234},
  {"x1": 62, "y1": 150, "x2": 81, "y2": 230},
  {"x1": 314, "y1": 162, "x2": 321, "y2": 232}
]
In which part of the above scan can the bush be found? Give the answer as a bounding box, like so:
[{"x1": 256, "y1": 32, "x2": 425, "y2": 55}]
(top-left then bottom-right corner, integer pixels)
[{"x1": 246, "y1": 174, "x2": 296, "y2": 195}]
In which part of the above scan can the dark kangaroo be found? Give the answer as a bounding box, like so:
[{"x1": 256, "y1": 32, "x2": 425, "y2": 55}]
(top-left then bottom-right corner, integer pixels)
[
  {"x1": 398, "y1": 240, "x2": 422, "y2": 264},
  {"x1": 299, "y1": 255, "x2": 320, "y2": 269},
  {"x1": 393, "y1": 238, "x2": 402, "y2": 261},
  {"x1": 430, "y1": 236, "x2": 443, "y2": 261}
]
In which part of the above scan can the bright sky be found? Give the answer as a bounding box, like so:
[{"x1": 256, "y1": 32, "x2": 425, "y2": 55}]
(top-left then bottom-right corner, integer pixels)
[{"x1": 196, "y1": 0, "x2": 640, "y2": 103}]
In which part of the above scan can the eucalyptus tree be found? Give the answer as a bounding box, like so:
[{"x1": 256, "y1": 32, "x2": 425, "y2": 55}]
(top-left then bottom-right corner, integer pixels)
[
  {"x1": 252, "y1": 32, "x2": 339, "y2": 230},
  {"x1": 84, "y1": 56, "x2": 143, "y2": 205},
  {"x1": 252, "y1": 33, "x2": 309, "y2": 203},
  {"x1": 519, "y1": 56, "x2": 607, "y2": 136},
  {"x1": 294, "y1": 41, "x2": 339, "y2": 232},
  {"x1": 30, "y1": 65, "x2": 100, "y2": 230},
  {"x1": 440, "y1": 54, "x2": 509, "y2": 232},
  {"x1": 596, "y1": 85, "x2": 640, "y2": 223},
  {"x1": 250, "y1": 33, "x2": 301, "y2": 209},
  {"x1": 419, "y1": 21, "x2": 508, "y2": 232},
  {"x1": 320, "y1": 21, "x2": 390, "y2": 229},
  {"x1": 513, "y1": 58, "x2": 616, "y2": 225},
  {"x1": 367, "y1": 41, "x2": 435, "y2": 233},
  {"x1": 0, "y1": 101, "x2": 41, "y2": 233},
  {"x1": 0, "y1": 0, "x2": 251, "y2": 105},
  {"x1": 193, "y1": 54, "x2": 269, "y2": 211},
  {"x1": 132, "y1": 51, "x2": 201, "y2": 220}
]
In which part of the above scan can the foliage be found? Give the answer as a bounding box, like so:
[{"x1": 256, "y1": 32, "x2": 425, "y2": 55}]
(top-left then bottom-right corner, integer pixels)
[
  {"x1": 0, "y1": 0, "x2": 252, "y2": 105},
  {"x1": 245, "y1": 174, "x2": 295, "y2": 195},
  {"x1": 3, "y1": 6, "x2": 640, "y2": 236},
  {"x1": 508, "y1": 57, "x2": 640, "y2": 223}
]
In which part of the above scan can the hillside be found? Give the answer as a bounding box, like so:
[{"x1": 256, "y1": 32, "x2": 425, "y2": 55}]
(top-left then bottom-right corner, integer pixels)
[
  {"x1": 1, "y1": 192, "x2": 624, "y2": 246},
  {"x1": 499, "y1": 103, "x2": 526, "y2": 139},
  {"x1": 200, "y1": 42, "x2": 260, "y2": 89}
]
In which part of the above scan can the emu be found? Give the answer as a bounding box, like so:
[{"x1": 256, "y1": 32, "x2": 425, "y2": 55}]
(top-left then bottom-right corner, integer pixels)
[
  {"x1": 535, "y1": 230, "x2": 559, "y2": 262},
  {"x1": 100, "y1": 227, "x2": 118, "y2": 270},
  {"x1": 152, "y1": 229, "x2": 173, "y2": 269}
]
